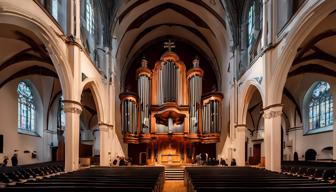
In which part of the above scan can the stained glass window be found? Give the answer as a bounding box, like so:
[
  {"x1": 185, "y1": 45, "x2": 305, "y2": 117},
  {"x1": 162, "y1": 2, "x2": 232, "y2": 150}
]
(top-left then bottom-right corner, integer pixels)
[
  {"x1": 308, "y1": 81, "x2": 333, "y2": 131},
  {"x1": 247, "y1": 2, "x2": 255, "y2": 46},
  {"x1": 86, "y1": 0, "x2": 94, "y2": 34},
  {"x1": 17, "y1": 81, "x2": 36, "y2": 133},
  {"x1": 57, "y1": 95, "x2": 65, "y2": 130}
]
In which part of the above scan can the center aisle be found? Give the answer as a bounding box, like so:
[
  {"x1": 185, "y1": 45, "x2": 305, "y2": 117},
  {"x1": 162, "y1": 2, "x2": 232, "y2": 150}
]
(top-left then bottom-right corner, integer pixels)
[{"x1": 163, "y1": 181, "x2": 186, "y2": 192}]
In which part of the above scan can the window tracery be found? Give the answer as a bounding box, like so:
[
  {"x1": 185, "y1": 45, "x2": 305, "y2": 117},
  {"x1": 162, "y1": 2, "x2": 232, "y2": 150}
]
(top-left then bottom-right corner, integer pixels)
[{"x1": 17, "y1": 81, "x2": 36, "y2": 134}]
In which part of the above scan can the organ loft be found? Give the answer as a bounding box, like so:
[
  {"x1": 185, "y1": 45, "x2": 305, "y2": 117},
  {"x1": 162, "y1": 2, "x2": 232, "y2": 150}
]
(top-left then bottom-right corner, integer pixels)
[{"x1": 120, "y1": 41, "x2": 223, "y2": 165}]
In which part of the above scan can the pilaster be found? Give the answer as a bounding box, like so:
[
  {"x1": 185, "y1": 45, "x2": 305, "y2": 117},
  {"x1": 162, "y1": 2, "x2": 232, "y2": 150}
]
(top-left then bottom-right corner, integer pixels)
[
  {"x1": 263, "y1": 104, "x2": 283, "y2": 172},
  {"x1": 63, "y1": 100, "x2": 82, "y2": 172}
]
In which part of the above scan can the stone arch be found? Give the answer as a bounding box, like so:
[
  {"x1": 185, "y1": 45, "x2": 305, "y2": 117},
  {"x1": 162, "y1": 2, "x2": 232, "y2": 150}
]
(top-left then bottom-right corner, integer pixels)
[
  {"x1": 305, "y1": 148, "x2": 317, "y2": 161},
  {"x1": 80, "y1": 78, "x2": 105, "y2": 124},
  {"x1": 0, "y1": 10, "x2": 72, "y2": 100},
  {"x1": 239, "y1": 80, "x2": 265, "y2": 124},
  {"x1": 270, "y1": 0, "x2": 336, "y2": 104}
]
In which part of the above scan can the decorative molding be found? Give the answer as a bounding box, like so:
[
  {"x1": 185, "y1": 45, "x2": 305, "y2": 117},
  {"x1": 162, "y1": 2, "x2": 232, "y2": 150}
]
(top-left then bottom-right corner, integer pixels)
[
  {"x1": 254, "y1": 76, "x2": 263, "y2": 84},
  {"x1": 63, "y1": 100, "x2": 82, "y2": 114},
  {"x1": 98, "y1": 122, "x2": 114, "y2": 132},
  {"x1": 82, "y1": 73, "x2": 88, "y2": 81},
  {"x1": 64, "y1": 35, "x2": 82, "y2": 49},
  {"x1": 63, "y1": 106, "x2": 82, "y2": 114},
  {"x1": 287, "y1": 126, "x2": 303, "y2": 132},
  {"x1": 98, "y1": 126, "x2": 109, "y2": 132},
  {"x1": 63, "y1": 100, "x2": 82, "y2": 106},
  {"x1": 98, "y1": 122, "x2": 114, "y2": 129},
  {"x1": 236, "y1": 126, "x2": 246, "y2": 132},
  {"x1": 262, "y1": 103, "x2": 283, "y2": 111},
  {"x1": 234, "y1": 124, "x2": 247, "y2": 128},
  {"x1": 263, "y1": 110, "x2": 282, "y2": 119}
]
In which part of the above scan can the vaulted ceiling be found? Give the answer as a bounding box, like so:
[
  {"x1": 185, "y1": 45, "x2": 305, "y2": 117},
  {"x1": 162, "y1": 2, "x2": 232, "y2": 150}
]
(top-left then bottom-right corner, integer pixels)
[
  {"x1": 112, "y1": 0, "x2": 232, "y2": 85},
  {"x1": 0, "y1": 24, "x2": 58, "y2": 88}
]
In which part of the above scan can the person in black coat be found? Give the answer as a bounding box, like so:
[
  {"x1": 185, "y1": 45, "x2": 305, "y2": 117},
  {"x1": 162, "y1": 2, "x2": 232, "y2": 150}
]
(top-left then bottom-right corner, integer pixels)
[
  {"x1": 231, "y1": 158, "x2": 236, "y2": 166},
  {"x1": 11, "y1": 154, "x2": 18, "y2": 166}
]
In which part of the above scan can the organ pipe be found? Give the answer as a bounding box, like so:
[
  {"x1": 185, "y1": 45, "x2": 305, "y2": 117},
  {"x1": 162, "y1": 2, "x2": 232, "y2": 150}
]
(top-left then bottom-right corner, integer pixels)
[
  {"x1": 201, "y1": 99, "x2": 221, "y2": 134},
  {"x1": 161, "y1": 60, "x2": 178, "y2": 102},
  {"x1": 120, "y1": 98, "x2": 138, "y2": 134},
  {"x1": 137, "y1": 57, "x2": 151, "y2": 133},
  {"x1": 188, "y1": 57, "x2": 203, "y2": 133}
]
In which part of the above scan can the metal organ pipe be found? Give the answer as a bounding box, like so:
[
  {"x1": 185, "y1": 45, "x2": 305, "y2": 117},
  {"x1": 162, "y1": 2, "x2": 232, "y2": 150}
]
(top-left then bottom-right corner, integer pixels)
[
  {"x1": 188, "y1": 57, "x2": 203, "y2": 134},
  {"x1": 122, "y1": 101, "x2": 126, "y2": 133},
  {"x1": 128, "y1": 100, "x2": 131, "y2": 133},
  {"x1": 137, "y1": 58, "x2": 151, "y2": 133}
]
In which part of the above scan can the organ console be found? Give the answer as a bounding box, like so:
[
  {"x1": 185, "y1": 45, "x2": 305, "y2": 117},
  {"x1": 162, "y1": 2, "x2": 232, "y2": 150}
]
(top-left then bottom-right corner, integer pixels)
[{"x1": 120, "y1": 40, "x2": 223, "y2": 164}]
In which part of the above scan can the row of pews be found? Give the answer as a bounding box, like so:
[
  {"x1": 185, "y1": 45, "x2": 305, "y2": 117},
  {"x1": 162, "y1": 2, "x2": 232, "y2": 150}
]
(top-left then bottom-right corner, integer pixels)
[
  {"x1": 1, "y1": 163, "x2": 164, "y2": 192},
  {"x1": 0, "y1": 161, "x2": 65, "y2": 187},
  {"x1": 185, "y1": 167, "x2": 336, "y2": 192},
  {"x1": 282, "y1": 161, "x2": 336, "y2": 182}
]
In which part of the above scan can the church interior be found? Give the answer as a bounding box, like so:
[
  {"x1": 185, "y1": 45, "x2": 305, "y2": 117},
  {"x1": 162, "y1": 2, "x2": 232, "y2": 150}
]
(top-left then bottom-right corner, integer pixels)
[{"x1": 1, "y1": 0, "x2": 336, "y2": 191}]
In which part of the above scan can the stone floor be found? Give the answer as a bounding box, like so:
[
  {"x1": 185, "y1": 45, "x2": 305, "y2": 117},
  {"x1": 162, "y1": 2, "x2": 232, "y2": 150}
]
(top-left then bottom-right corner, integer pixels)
[{"x1": 163, "y1": 181, "x2": 186, "y2": 192}]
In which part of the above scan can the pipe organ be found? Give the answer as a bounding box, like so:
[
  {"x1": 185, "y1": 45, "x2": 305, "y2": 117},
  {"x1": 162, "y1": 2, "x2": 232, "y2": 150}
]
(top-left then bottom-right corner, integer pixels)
[{"x1": 120, "y1": 42, "x2": 223, "y2": 164}]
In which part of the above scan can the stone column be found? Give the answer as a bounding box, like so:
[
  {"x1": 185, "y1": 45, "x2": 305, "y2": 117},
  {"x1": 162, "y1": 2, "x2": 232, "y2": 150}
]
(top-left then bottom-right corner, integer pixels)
[
  {"x1": 263, "y1": 105, "x2": 283, "y2": 172},
  {"x1": 63, "y1": 100, "x2": 82, "y2": 172},
  {"x1": 98, "y1": 123, "x2": 112, "y2": 166},
  {"x1": 235, "y1": 124, "x2": 246, "y2": 166},
  {"x1": 67, "y1": 0, "x2": 81, "y2": 39}
]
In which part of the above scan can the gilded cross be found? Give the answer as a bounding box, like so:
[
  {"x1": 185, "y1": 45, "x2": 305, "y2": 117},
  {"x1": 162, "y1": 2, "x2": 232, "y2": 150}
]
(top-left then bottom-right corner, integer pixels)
[{"x1": 164, "y1": 40, "x2": 175, "y2": 52}]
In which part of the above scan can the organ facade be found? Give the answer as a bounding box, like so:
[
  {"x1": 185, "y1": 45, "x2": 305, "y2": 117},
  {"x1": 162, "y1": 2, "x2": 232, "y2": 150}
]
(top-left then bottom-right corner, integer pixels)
[{"x1": 120, "y1": 41, "x2": 223, "y2": 165}]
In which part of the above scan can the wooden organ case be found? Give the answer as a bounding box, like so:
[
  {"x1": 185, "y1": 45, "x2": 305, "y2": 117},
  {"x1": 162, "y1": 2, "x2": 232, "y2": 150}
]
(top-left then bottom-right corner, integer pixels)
[{"x1": 120, "y1": 46, "x2": 223, "y2": 165}]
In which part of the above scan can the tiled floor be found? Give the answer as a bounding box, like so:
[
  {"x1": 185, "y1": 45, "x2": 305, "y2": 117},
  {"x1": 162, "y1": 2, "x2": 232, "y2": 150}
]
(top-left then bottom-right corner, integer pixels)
[{"x1": 163, "y1": 181, "x2": 186, "y2": 192}]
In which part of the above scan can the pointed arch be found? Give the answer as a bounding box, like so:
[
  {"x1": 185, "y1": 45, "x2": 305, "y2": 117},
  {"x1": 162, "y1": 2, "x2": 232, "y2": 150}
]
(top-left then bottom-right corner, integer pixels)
[
  {"x1": 270, "y1": 0, "x2": 336, "y2": 104},
  {"x1": 0, "y1": 11, "x2": 72, "y2": 99},
  {"x1": 80, "y1": 78, "x2": 105, "y2": 124},
  {"x1": 239, "y1": 80, "x2": 265, "y2": 125}
]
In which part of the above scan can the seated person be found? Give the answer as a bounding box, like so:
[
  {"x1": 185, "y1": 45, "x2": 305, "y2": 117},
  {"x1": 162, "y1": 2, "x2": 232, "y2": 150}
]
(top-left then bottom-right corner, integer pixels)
[
  {"x1": 220, "y1": 158, "x2": 227, "y2": 166},
  {"x1": 112, "y1": 159, "x2": 118, "y2": 166},
  {"x1": 231, "y1": 158, "x2": 237, "y2": 166},
  {"x1": 119, "y1": 157, "x2": 126, "y2": 166}
]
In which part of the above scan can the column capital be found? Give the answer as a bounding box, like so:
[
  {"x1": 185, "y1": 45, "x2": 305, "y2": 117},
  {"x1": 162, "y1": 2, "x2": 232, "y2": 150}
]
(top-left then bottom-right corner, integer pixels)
[
  {"x1": 234, "y1": 124, "x2": 246, "y2": 132},
  {"x1": 98, "y1": 122, "x2": 114, "y2": 132},
  {"x1": 63, "y1": 100, "x2": 82, "y2": 114},
  {"x1": 263, "y1": 104, "x2": 283, "y2": 119},
  {"x1": 234, "y1": 124, "x2": 247, "y2": 128}
]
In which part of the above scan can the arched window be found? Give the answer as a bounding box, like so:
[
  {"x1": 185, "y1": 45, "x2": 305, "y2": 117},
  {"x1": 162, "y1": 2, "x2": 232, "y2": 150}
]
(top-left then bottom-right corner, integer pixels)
[
  {"x1": 307, "y1": 81, "x2": 333, "y2": 132},
  {"x1": 17, "y1": 81, "x2": 36, "y2": 133},
  {"x1": 86, "y1": 0, "x2": 94, "y2": 34},
  {"x1": 57, "y1": 95, "x2": 65, "y2": 130},
  {"x1": 247, "y1": 2, "x2": 255, "y2": 47}
]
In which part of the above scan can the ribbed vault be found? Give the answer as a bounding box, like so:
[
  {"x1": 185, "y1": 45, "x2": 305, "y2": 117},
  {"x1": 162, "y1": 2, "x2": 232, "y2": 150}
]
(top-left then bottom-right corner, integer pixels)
[{"x1": 112, "y1": 0, "x2": 232, "y2": 90}]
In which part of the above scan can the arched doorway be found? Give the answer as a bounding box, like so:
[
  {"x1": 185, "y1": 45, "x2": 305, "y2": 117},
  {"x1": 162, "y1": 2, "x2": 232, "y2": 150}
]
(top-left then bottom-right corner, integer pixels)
[
  {"x1": 305, "y1": 149, "x2": 317, "y2": 161},
  {"x1": 79, "y1": 86, "x2": 101, "y2": 166}
]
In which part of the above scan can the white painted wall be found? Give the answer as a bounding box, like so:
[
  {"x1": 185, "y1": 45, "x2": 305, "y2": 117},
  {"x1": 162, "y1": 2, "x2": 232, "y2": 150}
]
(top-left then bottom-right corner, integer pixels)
[{"x1": 0, "y1": 77, "x2": 57, "y2": 165}]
